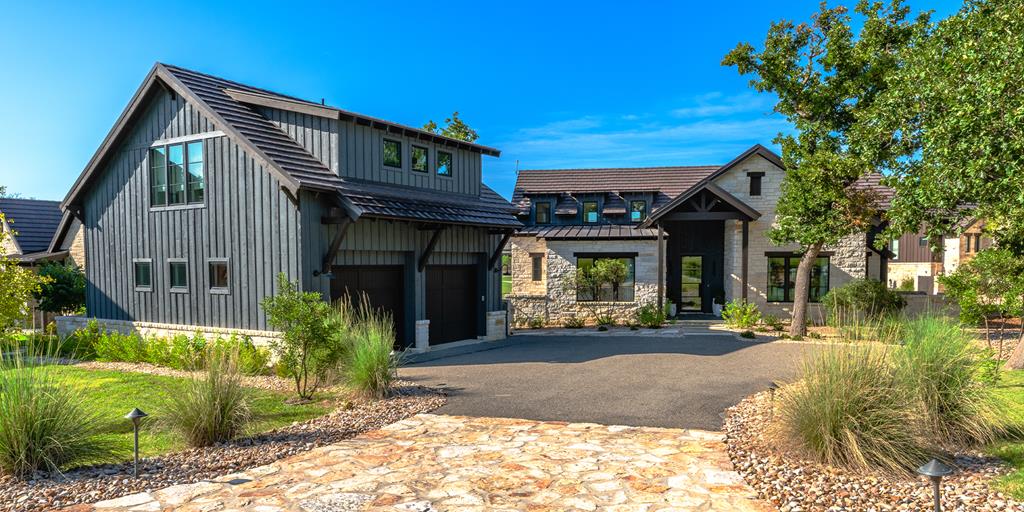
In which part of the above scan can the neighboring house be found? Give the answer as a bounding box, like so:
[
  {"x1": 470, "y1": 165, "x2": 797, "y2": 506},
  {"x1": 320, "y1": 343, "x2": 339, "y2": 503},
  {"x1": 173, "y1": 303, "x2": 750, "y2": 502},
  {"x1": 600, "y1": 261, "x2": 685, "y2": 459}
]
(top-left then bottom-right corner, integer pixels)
[
  {"x1": 887, "y1": 230, "x2": 943, "y2": 294},
  {"x1": 507, "y1": 145, "x2": 890, "y2": 325},
  {"x1": 57, "y1": 63, "x2": 519, "y2": 349}
]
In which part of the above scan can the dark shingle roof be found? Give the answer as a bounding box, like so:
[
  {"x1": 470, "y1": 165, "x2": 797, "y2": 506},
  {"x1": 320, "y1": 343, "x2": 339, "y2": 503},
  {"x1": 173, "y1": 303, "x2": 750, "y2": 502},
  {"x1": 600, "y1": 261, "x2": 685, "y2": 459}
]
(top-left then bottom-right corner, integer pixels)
[
  {"x1": 519, "y1": 225, "x2": 663, "y2": 240},
  {"x1": 334, "y1": 181, "x2": 521, "y2": 228},
  {"x1": 853, "y1": 173, "x2": 894, "y2": 210},
  {"x1": 0, "y1": 199, "x2": 64, "y2": 254}
]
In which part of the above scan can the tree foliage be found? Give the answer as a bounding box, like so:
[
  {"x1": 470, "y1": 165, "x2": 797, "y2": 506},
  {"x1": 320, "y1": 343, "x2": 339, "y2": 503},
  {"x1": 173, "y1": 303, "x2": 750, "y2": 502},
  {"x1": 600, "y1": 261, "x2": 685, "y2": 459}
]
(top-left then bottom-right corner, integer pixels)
[
  {"x1": 855, "y1": 0, "x2": 1024, "y2": 250},
  {"x1": 423, "y1": 111, "x2": 479, "y2": 142},
  {"x1": 723, "y1": 1, "x2": 928, "y2": 335},
  {"x1": 33, "y1": 262, "x2": 85, "y2": 315},
  {"x1": 0, "y1": 213, "x2": 45, "y2": 335}
]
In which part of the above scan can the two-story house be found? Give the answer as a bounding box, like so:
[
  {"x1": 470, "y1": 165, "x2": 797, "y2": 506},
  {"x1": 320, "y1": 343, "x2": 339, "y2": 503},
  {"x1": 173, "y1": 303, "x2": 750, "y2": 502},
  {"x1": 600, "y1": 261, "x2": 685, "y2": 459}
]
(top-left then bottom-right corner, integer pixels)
[
  {"x1": 507, "y1": 145, "x2": 890, "y2": 325},
  {"x1": 55, "y1": 63, "x2": 520, "y2": 349}
]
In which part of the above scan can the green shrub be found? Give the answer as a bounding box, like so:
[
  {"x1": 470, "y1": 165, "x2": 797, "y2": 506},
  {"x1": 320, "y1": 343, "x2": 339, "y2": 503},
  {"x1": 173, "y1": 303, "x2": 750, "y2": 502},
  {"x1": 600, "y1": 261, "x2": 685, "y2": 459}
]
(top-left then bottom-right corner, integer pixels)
[
  {"x1": 894, "y1": 316, "x2": 1004, "y2": 447},
  {"x1": 527, "y1": 317, "x2": 545, "y2": 329},
  {"x1": 33, "y1": 262, "x2": 86, "y2": 315},
  {"x1": 0, "y1": 343, "x2": 114, "y2": 477},
  {"x1": 597, "y1": 325, "x2": 608, "y2": 331},
  {"x1": 635, "y1": 304, "x2": 665, "y2": 328},
  {"x1": 232, "y1": 337, "x2": 271, "y2": 376},
  {"x1": 595, "y1": 314, "x2": 616, "y2": 327},
  {"x1": 722, "y1": 299, "x2": 761, "y2": 329},
  {"x1": 563, "y1": 316, "x2": 585, "y2": 329},
  {"x1": 739, "y1": 330, "x2": 756, "y2": 339},
  {"x1": 778, "y1": 345, "x2": 926, "y2": 475},
  {"x1": 763, "y1": 314, "x2": 784, "y2": 331},
  {"x1": 94, "y1": 330, "x2": 148, "y2": 363},
  {"x1": 162, "y1": 348, "x2": 252, "y2": 447},
  {"x1": 344, "y1": 298, "x2": 400, "y2": 399},
  {"x1": 822, "y1": 279, "x2": 906, "y2": 323}
]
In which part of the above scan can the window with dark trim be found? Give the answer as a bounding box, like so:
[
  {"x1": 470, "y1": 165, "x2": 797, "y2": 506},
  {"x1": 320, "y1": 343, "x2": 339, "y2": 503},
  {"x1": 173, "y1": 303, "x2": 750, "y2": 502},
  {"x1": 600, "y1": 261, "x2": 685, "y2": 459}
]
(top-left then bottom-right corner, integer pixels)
[
  {"x1": 919, "y1": 236, "x2": 928, "y2": 247},
  {"x1": 169, "y1": 260, "x2": 188, "y2": 291},
  {"x1": 150, "y1": 140, "x2": 204, "y2": 207},
  {"x1": 411, "y1": 145, "x2": 428, "y2": 172},
  {"x1": 582, "y1": 201, "x2": 599, "y2": 223},
  {"x1": 747, "y1": 171, "x2": 764, "y2": 196},
  {"x1": 629, "y1": 200, "x2": 647, "y2": 222},
  {"x1": 383, "y1": 139, "x2": 402, "y2": 168},
  {"x1": 208, "y1": 259, "x2": 229, "y2": 292},
  {"x1": 767, "y1": 254, "x2": 829, "y2": 302},
  {"x1": 436, "y1": 151, "x2": 452, "y2": 176},
  {"x1": 530, "y1": 253, "x2": 544, "y2": 281},
  {"x1": 535, "y1": 202, "x2": 551, "y2": 224},
  {"x1": 576, "y1": 255, "x2": 636, "y2": 302},
  {"x1": 974, "y1": 234, "x2": 981, "y2": 252},
  {"x1": 134, "y1": 260, "x2": 152, "y2": 291}
]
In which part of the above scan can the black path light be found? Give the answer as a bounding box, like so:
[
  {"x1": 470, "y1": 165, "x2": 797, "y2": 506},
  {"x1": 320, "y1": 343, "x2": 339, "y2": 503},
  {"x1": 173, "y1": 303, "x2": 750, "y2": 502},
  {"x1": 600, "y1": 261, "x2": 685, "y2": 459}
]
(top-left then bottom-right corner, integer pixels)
[
  {"x1": 767, "y1": 381, "x2": 780, "y2": 419},
  {"x1": 918, "y1": 458, "x2": 954, "y2": 512},
  {"x1": 125, "y1": 408, "x2": 149, "y2": 478}
]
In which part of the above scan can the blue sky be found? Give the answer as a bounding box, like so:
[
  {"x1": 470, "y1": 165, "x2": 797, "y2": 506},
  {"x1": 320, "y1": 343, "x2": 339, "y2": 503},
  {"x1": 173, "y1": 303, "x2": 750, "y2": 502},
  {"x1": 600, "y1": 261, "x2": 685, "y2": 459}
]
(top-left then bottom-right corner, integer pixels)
[{"x1": 0, "y1": 0, "x2": 959, "y2": 201}]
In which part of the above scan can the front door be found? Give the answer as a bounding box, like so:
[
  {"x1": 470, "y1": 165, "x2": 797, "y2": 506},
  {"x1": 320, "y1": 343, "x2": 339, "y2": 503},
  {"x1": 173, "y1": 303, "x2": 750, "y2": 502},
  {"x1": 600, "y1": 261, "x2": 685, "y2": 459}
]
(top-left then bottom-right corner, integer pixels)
[{"x1": 680, "y1": 255, "x2": 703, "y2": 311}]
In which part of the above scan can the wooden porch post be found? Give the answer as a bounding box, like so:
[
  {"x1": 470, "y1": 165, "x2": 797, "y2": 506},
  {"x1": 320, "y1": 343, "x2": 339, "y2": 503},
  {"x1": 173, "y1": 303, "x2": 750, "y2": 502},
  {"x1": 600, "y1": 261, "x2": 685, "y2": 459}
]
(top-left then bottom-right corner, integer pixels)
[
  {"x1": 742, "y1": 220, "x2": 749, "y2": 301},
  {"x1": 657, "y1": 223, "x2": 665, "y2": 311}
]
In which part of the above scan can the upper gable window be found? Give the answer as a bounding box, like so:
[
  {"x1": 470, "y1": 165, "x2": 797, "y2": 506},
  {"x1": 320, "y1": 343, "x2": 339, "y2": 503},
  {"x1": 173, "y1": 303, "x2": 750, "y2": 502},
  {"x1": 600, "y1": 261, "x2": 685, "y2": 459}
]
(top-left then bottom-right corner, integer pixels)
[
  {"x1": 747, "y1": 171, "x2": 764, "y2": 196},
  {"x1": 151, "y1": 141, "x2": 204, "y2": 207},
  {"x1": 630, "y1": 200, "x2": 647, "y2": 222},
  {"x1": 411, "y1": 145, "x2": 428, "y2": 172},
  {"x1": 583, "y1": 201, "x2": 599, "y2": 223},
  {"x1": 437, "y1": 151, "x2": 452, "y2": 176},
  {"x1": 383, "y1": 139, "x2": 402, "y2": 168},
  {"x1": 535, "y1": 202, "x2": 551, "y2": 224}
]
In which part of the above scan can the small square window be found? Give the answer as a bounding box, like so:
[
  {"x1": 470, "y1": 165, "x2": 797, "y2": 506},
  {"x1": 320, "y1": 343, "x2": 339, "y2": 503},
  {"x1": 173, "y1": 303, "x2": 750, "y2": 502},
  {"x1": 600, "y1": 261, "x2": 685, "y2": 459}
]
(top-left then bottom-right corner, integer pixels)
[
  {"x1": 169, "y1": 261, "x2": 188, "y2": 291},
  {"x1": 134, "y1": 260, "x2": 152, "y2": 290},
  {"x1": 535, "y1": 202, "x2": 551, "y2": 224},
  {"x1": 437, "y1": 151, "x2": 452, "y2": 176},
  {"x1": 208, "y1": 260, "x2": 229, "y2": 292},
  {"x1": 747, "y1": 172, "x2": 764, "y2": 196},
  {"x1": 411, "y1": 145, "x2": 428, "y2": 172},
  {"x1": 629, "y1": 200, "x2": 647, "y2": 222},
  {"x1": 383, "y1": 139, "x2": 402, "y2": 168},
  {"x1": 583, "y1": 201, "x2": 599, "y2": 223},
  {"x1": 919, "y1": 236, "x2": 928, "y2": 247}
]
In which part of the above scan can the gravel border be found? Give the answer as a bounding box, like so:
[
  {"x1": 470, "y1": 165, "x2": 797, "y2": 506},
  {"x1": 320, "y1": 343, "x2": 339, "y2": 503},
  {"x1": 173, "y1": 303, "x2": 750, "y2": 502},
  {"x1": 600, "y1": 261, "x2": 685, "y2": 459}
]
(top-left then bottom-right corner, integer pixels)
[
  {"x1": 0, "y1": 381, "x2": 445, "y2": 512},
  {"x1": 724, "y1": 392, "x2": 1021, "y2": 511}
]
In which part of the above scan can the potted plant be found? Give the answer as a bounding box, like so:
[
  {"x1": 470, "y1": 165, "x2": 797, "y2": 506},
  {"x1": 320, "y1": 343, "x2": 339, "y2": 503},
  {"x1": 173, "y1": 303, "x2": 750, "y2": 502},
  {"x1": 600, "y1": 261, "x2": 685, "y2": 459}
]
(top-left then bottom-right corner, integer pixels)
[
  {"x1": 712, "y1": 292, "x2": 726, "y2": 317},
  {"x1": 665, "y1": 299, "x2": 677, "y2": 317}
]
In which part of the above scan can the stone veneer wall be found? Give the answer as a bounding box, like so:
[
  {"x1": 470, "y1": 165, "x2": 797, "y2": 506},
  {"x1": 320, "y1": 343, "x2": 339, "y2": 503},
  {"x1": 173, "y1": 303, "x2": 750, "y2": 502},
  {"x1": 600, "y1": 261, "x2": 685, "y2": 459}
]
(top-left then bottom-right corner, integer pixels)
[
  {"x1": 507, "y1": 236, "x2": 661, "y2": 326},
  {"x1": 55, "y1": 315, "x2": 281, "y2": 346}
]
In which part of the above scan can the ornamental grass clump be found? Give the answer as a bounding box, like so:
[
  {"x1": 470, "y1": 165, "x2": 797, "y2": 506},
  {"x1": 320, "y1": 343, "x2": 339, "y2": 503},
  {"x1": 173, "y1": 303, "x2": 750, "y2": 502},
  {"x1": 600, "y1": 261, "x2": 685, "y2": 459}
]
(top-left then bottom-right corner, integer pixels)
[
  {"x1": 163, "y1": 347, "x2": 252, "y2": 447},
  {"x1": 777, "y1": 345, "x2": 926, "y2": 475},
  {"x1": 0, "y1": 343, "x2": 114, "y2": 477},
  {"x1": 343, "y1": 297, "x2": 401, "y2": 399}
]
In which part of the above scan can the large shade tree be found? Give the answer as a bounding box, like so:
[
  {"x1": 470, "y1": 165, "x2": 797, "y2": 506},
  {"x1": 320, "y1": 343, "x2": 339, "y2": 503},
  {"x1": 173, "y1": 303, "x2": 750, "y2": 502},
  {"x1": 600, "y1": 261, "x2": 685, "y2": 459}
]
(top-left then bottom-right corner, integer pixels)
[
  {"x1": 423, "y1": 111, "x2": 479, "y2": 143},
  {"x1": 723, "y1": 0, "x2": 928, "y2": 335}
]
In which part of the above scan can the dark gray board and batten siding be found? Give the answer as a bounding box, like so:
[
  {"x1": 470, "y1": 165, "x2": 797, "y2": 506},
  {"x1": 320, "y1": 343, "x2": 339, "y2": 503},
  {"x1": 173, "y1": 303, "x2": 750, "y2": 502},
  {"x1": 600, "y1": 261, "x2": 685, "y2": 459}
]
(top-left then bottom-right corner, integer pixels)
[{"x1": 83, "y1": 89, "x2": 301, "y2": 331}]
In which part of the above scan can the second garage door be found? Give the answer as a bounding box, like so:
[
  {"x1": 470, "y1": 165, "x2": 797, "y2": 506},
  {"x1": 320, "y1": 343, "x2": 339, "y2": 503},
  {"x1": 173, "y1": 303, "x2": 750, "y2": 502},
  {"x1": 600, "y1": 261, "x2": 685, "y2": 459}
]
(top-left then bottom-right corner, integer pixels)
[
  {"x1": 330, "y1": 265, "x2": 407, "y2": 347},
  {"x1": 425, "y1": 265, "x2": 479, "y2": 344}
]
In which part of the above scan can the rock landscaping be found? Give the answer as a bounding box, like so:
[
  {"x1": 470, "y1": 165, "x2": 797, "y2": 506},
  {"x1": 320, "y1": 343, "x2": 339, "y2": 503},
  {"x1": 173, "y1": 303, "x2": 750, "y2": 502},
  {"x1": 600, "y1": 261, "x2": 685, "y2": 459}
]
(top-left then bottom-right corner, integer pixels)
[
  {"x1": 0, "y1": 381, "x2": 444, "y2": 512},
  {"x1": 724, "y1": 392, "x2": 1021, "y2": 511}
]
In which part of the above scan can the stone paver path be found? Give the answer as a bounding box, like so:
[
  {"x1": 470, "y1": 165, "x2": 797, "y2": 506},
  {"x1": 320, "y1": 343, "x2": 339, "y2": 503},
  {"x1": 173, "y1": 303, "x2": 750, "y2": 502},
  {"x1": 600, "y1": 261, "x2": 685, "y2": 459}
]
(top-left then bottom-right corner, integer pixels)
[{"x1": 82, "y1": 414, "x2": 769, "y2": 512}]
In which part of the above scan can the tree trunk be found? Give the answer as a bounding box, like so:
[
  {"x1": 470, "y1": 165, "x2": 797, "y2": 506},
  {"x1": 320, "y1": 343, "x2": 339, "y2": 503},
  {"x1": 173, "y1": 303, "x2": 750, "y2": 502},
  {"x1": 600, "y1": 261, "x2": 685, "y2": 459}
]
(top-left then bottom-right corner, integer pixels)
[
  {"x1": 790, "y1": 243, "x2": 823, "y2": 337},
  {"x1": 1005, "y1": 317, "x2": 1024, "y2": 369}
]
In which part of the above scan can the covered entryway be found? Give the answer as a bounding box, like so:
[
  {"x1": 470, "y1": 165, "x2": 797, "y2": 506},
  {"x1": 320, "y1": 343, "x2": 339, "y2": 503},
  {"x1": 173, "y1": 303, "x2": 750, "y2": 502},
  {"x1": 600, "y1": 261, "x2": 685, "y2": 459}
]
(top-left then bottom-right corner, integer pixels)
[
  {"x1": 425, "y1": 265, "x2": 479, "y2": 344},
  {"x1": 331, "y1": 265, "x2": 407, "y2": 347}
]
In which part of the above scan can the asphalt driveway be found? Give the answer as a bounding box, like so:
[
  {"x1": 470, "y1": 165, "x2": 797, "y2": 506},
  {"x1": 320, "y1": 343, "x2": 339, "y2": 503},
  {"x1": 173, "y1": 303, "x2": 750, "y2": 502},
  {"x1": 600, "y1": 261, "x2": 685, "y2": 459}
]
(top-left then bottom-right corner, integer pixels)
[{"x1": 401, "y1": 333, "x2": 815, "y2": 430}]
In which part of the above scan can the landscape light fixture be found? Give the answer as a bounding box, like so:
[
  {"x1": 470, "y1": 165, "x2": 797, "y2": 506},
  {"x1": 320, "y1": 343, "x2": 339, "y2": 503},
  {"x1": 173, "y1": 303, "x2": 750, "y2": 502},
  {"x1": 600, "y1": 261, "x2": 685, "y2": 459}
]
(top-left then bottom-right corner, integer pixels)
[
  {"x1": 767, "y1": 381, "x2": 780, "y2": 419},
  {"x1": 125, "y1": 408, "x2": 148, "y2": 478},
  {"x1": 917, "y1": 458, "x2": 954, "y2": 512}
]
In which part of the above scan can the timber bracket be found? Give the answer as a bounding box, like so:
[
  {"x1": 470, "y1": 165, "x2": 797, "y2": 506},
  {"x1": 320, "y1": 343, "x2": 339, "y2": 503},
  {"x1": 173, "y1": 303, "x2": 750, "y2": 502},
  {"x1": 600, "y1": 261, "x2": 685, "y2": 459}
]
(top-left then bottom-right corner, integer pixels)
[{"x1": 417, "y1": 226, "x2": 447, "y2": 272}]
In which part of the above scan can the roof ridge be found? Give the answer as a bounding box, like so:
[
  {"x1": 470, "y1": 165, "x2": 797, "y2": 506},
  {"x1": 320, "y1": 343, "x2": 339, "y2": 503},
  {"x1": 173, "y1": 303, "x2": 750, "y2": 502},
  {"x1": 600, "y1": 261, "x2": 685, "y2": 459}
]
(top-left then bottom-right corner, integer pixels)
[
  {"x1": 518, "y1": 165, "x2": 721, "y2": 173},
  {"x1": 159, "y1": 63, "x2": 313, "y2": 104}
]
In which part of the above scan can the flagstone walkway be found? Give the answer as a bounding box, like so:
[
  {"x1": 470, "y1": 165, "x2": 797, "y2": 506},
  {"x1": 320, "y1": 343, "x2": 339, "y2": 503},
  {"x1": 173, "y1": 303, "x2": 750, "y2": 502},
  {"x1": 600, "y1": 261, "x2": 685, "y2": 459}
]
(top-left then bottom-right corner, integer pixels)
[{"x1": 81, "y1": 414, "x2": 770, "y2": 512}]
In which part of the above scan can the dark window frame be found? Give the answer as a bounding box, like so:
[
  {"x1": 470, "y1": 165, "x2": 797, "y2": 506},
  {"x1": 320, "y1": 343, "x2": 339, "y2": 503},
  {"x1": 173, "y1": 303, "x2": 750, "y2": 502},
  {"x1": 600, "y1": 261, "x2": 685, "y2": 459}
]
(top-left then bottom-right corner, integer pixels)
[
  {"x1": 974, "y1": 234, "x2": 982, "y2": 252},
  {"x1": 133, "y1": 258, "x2": 152, "y2": 291},
  {"x1": 574, "y1": 252, "x2": 637, "y2": 302},
  {"x1": 383, "y1": 139, "x2": 402, "y2": 168},
  {"x1": 411, "y1": 145, "x2": 429, "y2": 173},
  {"x1": 582, "y1": 201, "x2": 599, "y2": 224},
  {"x1": 765, "y1": 253, "x2": 830, "y2": 303},
  {"x1": 150, "y1": 139, "x2": 205, "y2": 209},
  {"x1": 535, "y1": 202, "x2": 552, "y2": 224},
  {"x1": 530, "y1": 253, "x2": 544, "y2": 281},
  {"x1": 436, "y1": 150, "x2": 453, "y2": 177},
  {"x1": 919, "y1": 236, "x2": 929, "y2": 247},
  {"x1": 168, "y1": 259, "x2": 188, "y2": 293},
  {"x1": 629, "y1": 200, "x2": 647, "y2": 222},
  {"x1": 208, "y1": 258, "x2": 230, "y2": 294},
  {"x1": 747, "y1": 171, "x2": 764, "y2": 196}
]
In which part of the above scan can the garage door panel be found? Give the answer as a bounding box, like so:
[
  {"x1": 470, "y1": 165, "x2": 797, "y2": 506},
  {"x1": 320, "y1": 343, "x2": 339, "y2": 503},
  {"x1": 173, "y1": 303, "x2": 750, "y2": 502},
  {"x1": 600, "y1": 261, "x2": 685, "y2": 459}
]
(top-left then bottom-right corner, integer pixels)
[
  {"x1": 426, "y1": 265, "x2": 478, "y2": 345},
  {"x1": 331, "y1": 265, "x2": 406, "y2": 347}
]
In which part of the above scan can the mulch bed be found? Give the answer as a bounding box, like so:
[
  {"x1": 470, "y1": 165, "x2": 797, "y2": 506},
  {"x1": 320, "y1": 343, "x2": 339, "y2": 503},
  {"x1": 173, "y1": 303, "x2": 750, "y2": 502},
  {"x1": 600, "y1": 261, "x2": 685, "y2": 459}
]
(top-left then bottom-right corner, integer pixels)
[
  {"x1": 0, "y1": 381, "x2": 445, "y2": 512},
  {"x1": 724, "y1": 392, "x2": 1021, "y2": 511}
]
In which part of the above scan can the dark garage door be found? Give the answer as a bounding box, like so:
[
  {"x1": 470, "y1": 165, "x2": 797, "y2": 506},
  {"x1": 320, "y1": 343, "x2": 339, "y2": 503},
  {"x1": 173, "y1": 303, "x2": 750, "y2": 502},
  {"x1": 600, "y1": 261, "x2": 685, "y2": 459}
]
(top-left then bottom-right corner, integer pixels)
[
  {"x1": 426, "y1": 265, "x2": 479, "y2": 344},
  {"x1": 331, "y1": 266, "x2": 406, "y2": 347}
]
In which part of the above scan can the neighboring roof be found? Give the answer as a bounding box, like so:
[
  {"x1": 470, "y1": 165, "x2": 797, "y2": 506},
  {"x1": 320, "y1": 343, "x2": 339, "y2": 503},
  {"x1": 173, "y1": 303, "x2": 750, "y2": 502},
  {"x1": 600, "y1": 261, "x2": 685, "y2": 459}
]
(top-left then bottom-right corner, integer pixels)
[
  {"x1": 11, "y1": 250, "x2": 68, "y2": 265},
  {"x1": 518, "y1": 225, "x2": 663, "y2": 240},
  {"x1": 60, "y1": 63, "x2": 519, "y2": 230},
  {"x1": 0, "y1": 198, "x2": 63, "y2": 254},
  {"x1": 853, "y1": 172, "x2": 895, "y2": 210}
]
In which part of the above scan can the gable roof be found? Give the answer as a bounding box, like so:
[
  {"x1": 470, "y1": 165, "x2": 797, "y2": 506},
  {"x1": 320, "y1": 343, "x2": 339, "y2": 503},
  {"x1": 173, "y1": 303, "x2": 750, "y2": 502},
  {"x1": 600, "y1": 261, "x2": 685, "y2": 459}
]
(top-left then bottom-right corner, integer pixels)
[
  {"x1": 0, "y1": 198, "x2": 63, "y2": 254},
  {"x1": 61, "y1": 63, "x2": 519, "y2": 230}
]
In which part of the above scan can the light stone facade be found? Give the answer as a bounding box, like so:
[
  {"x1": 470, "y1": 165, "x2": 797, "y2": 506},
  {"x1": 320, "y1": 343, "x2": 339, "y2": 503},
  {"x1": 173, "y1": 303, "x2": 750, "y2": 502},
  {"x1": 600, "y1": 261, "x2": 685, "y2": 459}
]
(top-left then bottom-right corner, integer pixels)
[{"x1": 55, "y1": 315, "x2": 282, "y2": 346}]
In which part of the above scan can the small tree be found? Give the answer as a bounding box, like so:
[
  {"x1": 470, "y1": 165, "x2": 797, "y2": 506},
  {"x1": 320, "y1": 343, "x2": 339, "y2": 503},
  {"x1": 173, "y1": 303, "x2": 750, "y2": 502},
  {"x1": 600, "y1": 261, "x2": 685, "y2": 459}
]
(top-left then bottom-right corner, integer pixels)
[
  {"x1": 939, "y1": 249, "x2": 1024, "y2": 361},
  {"x1": 260, "y1": 274, "x2": 345, "y2": 400},
  {"x1": 0, "y1": 214, "x2": 46, "y2": 336},
  {"x1": 423, "y1": 111, "x2": 479, "y2": 142},
  {"x1": 593, "y1": 259, "x2": 629, "y2": 301},
  {"x1": 33, "y1": 262, "x2": 85, "y2": 315}
]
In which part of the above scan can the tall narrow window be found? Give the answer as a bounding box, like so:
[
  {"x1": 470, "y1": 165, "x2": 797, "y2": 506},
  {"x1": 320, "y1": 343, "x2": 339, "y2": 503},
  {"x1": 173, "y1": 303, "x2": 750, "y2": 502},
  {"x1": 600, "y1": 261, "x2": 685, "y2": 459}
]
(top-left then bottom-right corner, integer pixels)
[
  {"x1": 169, "y1": 260, "x2": 188, "y2": 291},
  {"x1": 531, "y1": 253, "x2": 544, "y2": 281},
  {"x1": 186, "y1": 141, "x2": 204, "y2": 203},
  {"x1": 436, "y1": 151, "x2": 452, "y2": 176},
  {"x1": 891, "y1": 239, "x2": 900, "y2": 260},
  {"x1": 167, "y1": 144, "x2": 186, "y2": 205},
  {"x1": 583, "y1": 201, "x2": 599, "y2": 223},
  {"x1": 747, "y1": 172, "x2": 764, "y2": 196},
  {"x1": 411, "y1": 145, "x2": 428, "y2": 172},
  {"x1": 150, "y1": 147, "x2": 167, "y2": 206},
  {"x1": 134, "y1": 260, "x2": 152, "y2": 291},
  {"x1": 383, "y1": 139, "x2": 402, "y2": 168},
  {"x1": 629, "y1": 200, "x2": 647, "y2": 222},
  {"x1": 208, "y1": 259, "x2": 229, "y2": 292},
  {"x1": 535, "y1": 202, "x2": 551, "y2": 224},
  {"x1": 974, "y1": 234, "x2": 981, "y2": 252}
]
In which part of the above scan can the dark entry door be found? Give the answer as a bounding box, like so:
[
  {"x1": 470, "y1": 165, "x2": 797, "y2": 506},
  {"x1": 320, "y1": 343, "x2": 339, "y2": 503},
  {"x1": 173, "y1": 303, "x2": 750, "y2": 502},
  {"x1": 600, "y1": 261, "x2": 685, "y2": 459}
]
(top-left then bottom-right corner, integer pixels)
[
  {"x1": 426, "y1": 265, "x2": 478, "y2": 344},
  {"x1": 666, "y1": 220, "x2": 725, "y2": 313},
  {"x1": 331, "y1": 265, "x2": 406, "y2": 347}
]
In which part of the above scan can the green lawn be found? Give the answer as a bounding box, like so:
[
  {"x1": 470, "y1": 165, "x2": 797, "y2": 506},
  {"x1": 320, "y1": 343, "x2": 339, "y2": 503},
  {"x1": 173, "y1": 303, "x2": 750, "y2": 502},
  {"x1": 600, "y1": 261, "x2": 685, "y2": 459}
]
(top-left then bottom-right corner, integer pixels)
[
  {"x1": 987, "y1": 370, "x2": 1024, "y2": 498},
  {"x1": 16, "y1": 366, "x2": 331, "y2": 468},
  {"x1": 502, "y1": 275, "x2": 512, "y2": 295}
]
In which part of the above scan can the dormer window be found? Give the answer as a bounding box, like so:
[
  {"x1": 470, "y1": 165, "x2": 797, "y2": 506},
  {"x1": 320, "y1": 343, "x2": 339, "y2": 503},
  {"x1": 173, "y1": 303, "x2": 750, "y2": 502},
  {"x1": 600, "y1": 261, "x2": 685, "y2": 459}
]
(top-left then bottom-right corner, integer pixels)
[
  {"x1": 411, "y1": 145, "x2": 428, "y2": 172},
  {"x1": 437, "y1": 151, "x2": 452, "y2": 176},
  {"x1": 583, "y1": 201, "x2": 599, "y2": 223},
  {"x1": 150, "y1": 140, "x2": 204, "y2": 207},
  {"x1": 630, "y1": 200, "x2": 647, "y2": 222},
  {"x1": 535, "y1": 202, "x2": 551, "y2": 224},
  {"x1": 383, "y1": 139, "x2": 402, "y2": 168},
  {"x1": 747, "y1": 171, "x2": 764, "y2": 196}
]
